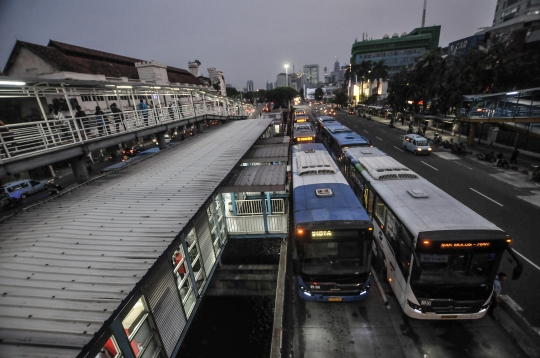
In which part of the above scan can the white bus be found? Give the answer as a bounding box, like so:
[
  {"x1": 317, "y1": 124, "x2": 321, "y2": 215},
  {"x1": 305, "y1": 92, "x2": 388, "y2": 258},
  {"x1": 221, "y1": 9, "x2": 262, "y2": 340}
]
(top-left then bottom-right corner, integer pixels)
[{"x1": 342, "y1": 147, "x2": 523, "y2": 319}]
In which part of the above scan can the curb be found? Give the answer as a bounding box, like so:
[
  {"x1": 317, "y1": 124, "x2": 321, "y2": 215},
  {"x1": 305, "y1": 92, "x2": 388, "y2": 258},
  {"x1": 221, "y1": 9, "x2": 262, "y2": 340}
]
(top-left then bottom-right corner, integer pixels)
[{"x1": 501, "y1": 295, "x2": 540, "y2": 352}]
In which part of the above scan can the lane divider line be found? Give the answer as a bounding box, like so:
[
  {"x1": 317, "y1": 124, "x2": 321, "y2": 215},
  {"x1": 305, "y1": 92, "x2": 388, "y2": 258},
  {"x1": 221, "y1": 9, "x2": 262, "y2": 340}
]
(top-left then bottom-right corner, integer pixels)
[
  {"x1": 421, "y1": 161, "x2": 438, "y2": 171},
  {"x1": 376, "y1": 136, "x2": 383, "y2": 141},
  {"x1": 469, "y1": 188, "x2": 504, "y2": 206},
  {"x1": 393, "y1": 146, "x2": 404, "y2": 152},
  {"x1": 371, "y1": 266, "x2": 390, "y2": 309},
  {"x1": 453, "y1": 161, "x2": 473, "y2": 170},
  {"x1": 513, "y1": 249, "x2": 540, "y2": 271},
  {"x1": 363, "y1": 130, "x2": 369, "y2": 133}
]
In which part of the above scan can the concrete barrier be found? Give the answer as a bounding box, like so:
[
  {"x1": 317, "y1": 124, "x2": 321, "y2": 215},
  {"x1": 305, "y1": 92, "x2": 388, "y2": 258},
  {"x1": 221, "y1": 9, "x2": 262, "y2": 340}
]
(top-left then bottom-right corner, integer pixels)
[{"x1": 270, "y1": 241, "x2": 287, "y2": 358}]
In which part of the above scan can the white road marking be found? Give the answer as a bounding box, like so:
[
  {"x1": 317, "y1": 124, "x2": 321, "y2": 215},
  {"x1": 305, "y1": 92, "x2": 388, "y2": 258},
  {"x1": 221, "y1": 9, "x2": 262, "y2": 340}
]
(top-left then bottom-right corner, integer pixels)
[
  {"x1": 421, "y1": 161, "x2": 438, "y2": 171},
  {"x1": 371, "y1": 266, "x2": 390, "y2": 308},
  {"x1": 469, "y1": 188, "x2": 504, "y2": 206},
  {"x1": 393, "y1": 146, "x2": 404, "y2": 152},
  {"x1": 363, "y1": 130, "x2": 369, "y2": 133},
  {"x1": 376, "y1": 136, "x2": 383, "y2": 141},
  {"x1": 513, "y1": 249, "x2": 540, "y2": 271},
  {"x1": 453, "y1": 161, "x2": 473, "y2": 170}
]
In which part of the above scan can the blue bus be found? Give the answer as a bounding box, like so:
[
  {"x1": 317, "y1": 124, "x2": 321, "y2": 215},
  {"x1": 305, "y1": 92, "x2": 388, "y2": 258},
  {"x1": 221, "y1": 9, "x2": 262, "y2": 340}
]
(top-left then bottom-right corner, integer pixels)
[
  {"x1": 321, "y1": 124, "x2": 372, "y2": 163},
  {"x1": 292, "y1": 143, "x2": 374, "y2": 302}
]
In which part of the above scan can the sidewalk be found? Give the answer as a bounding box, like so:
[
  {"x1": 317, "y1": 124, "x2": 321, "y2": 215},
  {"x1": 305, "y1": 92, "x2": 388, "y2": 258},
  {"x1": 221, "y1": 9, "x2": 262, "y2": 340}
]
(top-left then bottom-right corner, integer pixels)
[{"x1": 366, "y1": 114, "x2": 540, "y2": 175}]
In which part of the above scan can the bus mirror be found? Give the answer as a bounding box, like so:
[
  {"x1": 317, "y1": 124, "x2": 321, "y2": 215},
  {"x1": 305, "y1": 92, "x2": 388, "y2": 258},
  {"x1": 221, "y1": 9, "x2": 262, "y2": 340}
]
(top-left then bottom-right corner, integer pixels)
[{"x1": 512, "y1": 265, "x2": 523, "y2": 280}]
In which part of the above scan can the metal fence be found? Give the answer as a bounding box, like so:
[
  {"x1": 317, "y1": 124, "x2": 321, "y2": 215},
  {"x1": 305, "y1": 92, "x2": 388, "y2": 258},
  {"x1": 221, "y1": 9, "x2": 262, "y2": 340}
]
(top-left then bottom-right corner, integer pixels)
[
  {"x1": 226, "y1": 215, "x2": 288, "y2": 234},
  {"x1": 0, "y1": 104, "x2": 248, "y2": 161},
  {"x1": 235, "y1": 199, "x2": 285, "y2": 215}
]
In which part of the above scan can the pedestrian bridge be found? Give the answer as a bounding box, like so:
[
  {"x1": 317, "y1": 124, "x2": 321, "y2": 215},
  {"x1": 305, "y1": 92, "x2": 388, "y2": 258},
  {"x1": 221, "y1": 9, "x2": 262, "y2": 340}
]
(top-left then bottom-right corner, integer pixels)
[
  {"x1": 0, "y1": 111, "x2": 291, "y2": 358},
  {"x1": 0, "y1": 77, "x2": 252, "y2": 181}
]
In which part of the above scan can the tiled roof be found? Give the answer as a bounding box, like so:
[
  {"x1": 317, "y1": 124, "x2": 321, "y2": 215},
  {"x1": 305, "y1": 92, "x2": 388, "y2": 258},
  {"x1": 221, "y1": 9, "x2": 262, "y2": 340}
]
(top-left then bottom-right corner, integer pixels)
[{"x1": 6, "y1": 40, "x2": 202, "y2": 85}]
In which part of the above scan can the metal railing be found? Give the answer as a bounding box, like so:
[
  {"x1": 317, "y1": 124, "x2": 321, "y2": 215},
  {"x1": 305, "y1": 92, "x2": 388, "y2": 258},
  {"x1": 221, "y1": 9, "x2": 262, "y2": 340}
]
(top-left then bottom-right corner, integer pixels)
[
  {"x1": 0, "y1": 104, "x2": 248, "y2": 161},
  {"x1": 225, "y1": 215, "x2": 288, "y2": 234},
  {"x1": 235, "y1": 199, "x2": 285, "y2": 215}
]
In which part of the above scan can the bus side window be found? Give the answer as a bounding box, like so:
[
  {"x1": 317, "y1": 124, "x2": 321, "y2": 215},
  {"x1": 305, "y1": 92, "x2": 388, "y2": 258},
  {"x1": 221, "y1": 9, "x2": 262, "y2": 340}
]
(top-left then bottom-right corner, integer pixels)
[
  {"x1": 392, "y1": 218, "x2": 414, "y2": 279},
  {"x1": 374, "y1": 196, "x2": 386, "y2": 229},
  {"x1": 366, "y1": 189, "x2": 374, "y2": 219}
]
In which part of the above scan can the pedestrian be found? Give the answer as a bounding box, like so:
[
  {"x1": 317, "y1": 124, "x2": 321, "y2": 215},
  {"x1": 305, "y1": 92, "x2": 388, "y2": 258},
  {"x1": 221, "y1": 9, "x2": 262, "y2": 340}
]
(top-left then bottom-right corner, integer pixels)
[
  {"x1": 510, "y1": 147, "x2": 519, "y2": 164},
  {"x1": 488, "y1": 272, "x2": 507, "y2": 318},
  {"x1": 401, "y1": 115, "x2": 405, "y2": 126},
  {"x1": 75, "y1": 105, "x2": 90, "y2": 139},
  {"x1": 95, "y1": 106, "x2": 106, "y2": 136},
  {"x1": 137, "y1": 99, "x2": 149, "y2": 126},
  {"x1": 494, "y1": 152, "x2": 503, "y2": 167},
  {"x1": 0, "y1": 119, "x2": 15, "y2": 158},
  {"x1": 168, "y1": 101, "x2": 175, "y2": 120},
  {"x1": 53, "y1": 104, "x2": 71, "y2": 143},
  {"x1": 423, "y1": 121, "x2": 428, "y2": 135},
  {"x1": 110, "y1": 103, "x2": 126, "y2": 133}
]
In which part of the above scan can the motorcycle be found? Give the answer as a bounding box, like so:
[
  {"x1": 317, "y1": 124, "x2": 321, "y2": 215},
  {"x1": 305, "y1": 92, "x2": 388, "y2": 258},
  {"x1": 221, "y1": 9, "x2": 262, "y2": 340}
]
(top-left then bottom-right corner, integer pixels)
[
  {"x1": 493, "y1": 154, "x2": 510, "y2": 169},
  {"x1": 45, "y1": 179, "x2": 64, "y2": 196},
  {"x1": 109, "y1": 152, "x2": 119, "y2": 161},
  {"x1": 442, "y1": 139, "x2": 454, "y2": 149},
  {"x1": 0, "y1": 194, "x2": 20, "y2": 211},
  {"x1": 431, "y1": 133, "x2": 442, "y2": 145},
  {"x1": 451, "y1": 142, "x2": 468, "y2": 155},
  {"x1": 477, "y1": 151, "x2": 495, "y2": 163}
]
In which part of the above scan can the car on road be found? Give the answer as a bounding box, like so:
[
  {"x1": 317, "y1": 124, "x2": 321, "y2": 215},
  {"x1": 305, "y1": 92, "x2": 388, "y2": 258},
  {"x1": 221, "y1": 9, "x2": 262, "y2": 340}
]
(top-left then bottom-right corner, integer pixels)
[
  {"x1": 123, "y1": 145, "x2": 142, "y2": 157},
  {"x1": 2, "y1": 179, "x2": 48, "y2": 199},
  {"x1": 403, "y1": 134, "x2": 432, "y2": 155}
]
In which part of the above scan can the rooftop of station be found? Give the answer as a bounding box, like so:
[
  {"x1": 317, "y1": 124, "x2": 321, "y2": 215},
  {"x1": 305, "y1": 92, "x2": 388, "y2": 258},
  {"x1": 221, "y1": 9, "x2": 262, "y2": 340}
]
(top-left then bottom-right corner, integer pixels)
[{"x1": 0, "y1": 117, "x2": 273, "y2": 356}]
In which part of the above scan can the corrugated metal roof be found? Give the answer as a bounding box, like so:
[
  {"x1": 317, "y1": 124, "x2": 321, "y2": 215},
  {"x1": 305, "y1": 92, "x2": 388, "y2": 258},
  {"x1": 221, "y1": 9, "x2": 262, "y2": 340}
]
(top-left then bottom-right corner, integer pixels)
[
  {"x1": 241, "y1": 144, "x2": 289, "y2": 163},
  {"x1": 254, "y1": 136, "x2": 290, "y2": 147},
  {"x1": 0, "y1": 118, "x2": 273, "y2": 357},
  {"x1": 218, "y1": 164, "x2": 287, "y2": 193}
]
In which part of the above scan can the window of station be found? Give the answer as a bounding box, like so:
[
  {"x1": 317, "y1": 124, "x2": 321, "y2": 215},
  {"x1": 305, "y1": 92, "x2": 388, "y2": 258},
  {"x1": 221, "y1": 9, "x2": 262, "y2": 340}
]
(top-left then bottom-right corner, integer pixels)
[
  {"x1": 172, "y1": 243, "x2": 196, "y2": 317},
  {"x1": 206, "y1": 199, "x2": 222, "y2": 256},
  {"x1": 186, "y1": 229, "x2": 206, "y2": 294},
  {"x1": 94, "y1": 335, "x2": 122, "y2": 358},
  {"x1": 121, "y1": 297, "x2": 164, "y2": 358}
]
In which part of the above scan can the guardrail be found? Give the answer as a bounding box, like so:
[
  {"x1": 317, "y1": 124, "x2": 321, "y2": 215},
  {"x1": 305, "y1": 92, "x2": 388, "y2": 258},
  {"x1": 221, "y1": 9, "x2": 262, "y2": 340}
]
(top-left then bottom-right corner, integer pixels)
[
  {"x1": 226, "y1": 215, "x2": 287, "y2": 234},
  {"x1": 235, "y1": 199, "x2": 285, "y2": 215},
  {"x1": 0, "y1": 104, "x2": 248, "y2": 161}
]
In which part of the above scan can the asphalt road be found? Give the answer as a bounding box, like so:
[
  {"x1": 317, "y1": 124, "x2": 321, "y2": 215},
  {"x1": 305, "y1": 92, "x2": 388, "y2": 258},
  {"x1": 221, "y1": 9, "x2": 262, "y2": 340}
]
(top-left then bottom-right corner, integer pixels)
[{"x1": 303, "y1": 104, "x2": 540, "y2": 328}]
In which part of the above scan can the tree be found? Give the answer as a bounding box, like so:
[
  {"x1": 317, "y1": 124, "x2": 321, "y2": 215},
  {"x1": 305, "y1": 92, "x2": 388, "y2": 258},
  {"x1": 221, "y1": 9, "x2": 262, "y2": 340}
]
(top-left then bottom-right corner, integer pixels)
[
  {"x1": 334, "y1": 91, "x2": 348, "y2": 107},
  {"x1": 266, "y1": 87, "x2": 298, "y2": 106},
  {"x1": 226, "y1": 87, "x2": 238, "y2": 97},
  {"x1": 357, "y1": 60, "x2": 373, "y2": 97},
  {"x1": 212, "y1": 83, "x2": 221, "y2": 92},
  {"x1": 314, "y1": 87, "x2": 324, "y2": 101},
  {"x1": 371, "y1": 60, "x2": 389, "y2": 99}
]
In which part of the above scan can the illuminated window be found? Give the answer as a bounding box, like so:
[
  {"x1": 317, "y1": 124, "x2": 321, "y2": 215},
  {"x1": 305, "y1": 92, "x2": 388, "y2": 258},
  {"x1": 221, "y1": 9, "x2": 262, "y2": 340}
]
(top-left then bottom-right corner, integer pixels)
[
  {"x1": 94, "y1": 335, "x2": 122, "y2": 358},
  {"x1": 121, "y1": 298, "x2": 164, "y2": 358}
]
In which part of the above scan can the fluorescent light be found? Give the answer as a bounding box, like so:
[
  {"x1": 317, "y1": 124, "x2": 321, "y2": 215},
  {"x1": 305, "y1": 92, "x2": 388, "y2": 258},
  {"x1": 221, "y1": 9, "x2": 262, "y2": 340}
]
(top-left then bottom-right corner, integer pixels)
[
  {"x1": 116, "y1": 85, "x2": 132, "y2": 89},
  {"x1": 0, "y1": 81, "x2": 26, "y2": 86},
  {"x1": 506, "y1": 91, "x2": 518, "y2": 95}
]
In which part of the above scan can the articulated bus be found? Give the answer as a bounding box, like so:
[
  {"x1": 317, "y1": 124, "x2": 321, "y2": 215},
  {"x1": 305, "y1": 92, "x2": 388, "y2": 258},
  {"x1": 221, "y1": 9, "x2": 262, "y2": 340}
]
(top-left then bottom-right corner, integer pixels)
[
  {"x1": 320, "y1": 124, "x2": 372, "y2": 164},
  {"x1": 293, "y1": 122, "x2": 316, "y2": 144},
  {"x1": 292, "y1": 143, "x2": 374, "y2": 302},
  {"x1": 294, "y1": 114, "x2": 309, "y2": 123},
  {"x1": 341, "y1": 147, "x2": 523, "y2": 319}
]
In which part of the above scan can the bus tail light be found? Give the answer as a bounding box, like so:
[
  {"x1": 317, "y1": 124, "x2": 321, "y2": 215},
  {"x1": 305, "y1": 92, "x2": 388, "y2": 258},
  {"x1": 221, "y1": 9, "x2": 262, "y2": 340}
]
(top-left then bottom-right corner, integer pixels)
[
  {"x1": 297, "y1": 228, "x2": 304, "y2": 235},
  {"x1": 423, "y1": 240, "x2": 430, "y2": 245},
  {"x1": 368, "y1": 227, "x2": 373, "y2": 231},
  {"x1": 506, "y1": 238, "x2": 512, "y2": 244}
]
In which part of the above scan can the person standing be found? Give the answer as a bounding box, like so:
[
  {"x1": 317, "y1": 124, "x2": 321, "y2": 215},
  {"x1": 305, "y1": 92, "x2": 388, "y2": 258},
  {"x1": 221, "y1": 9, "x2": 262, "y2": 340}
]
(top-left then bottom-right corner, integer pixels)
[
  {"x1": 95, "y1": 106, "x2": 106, "y2": 136},
  {"x1": 110, "y1": 103, "x2": 126, "y2": 133},
  {"x1": 510, "y1": 147, "x2": 519, "y2": 164},
  {"x1": 75, "y1": 105, "x2": 89, "y2": 139},
  {"x1": 137, "y1": 99, "x2": 149, "y2": 126},
  {"x1": 488, "y1": 272, "x2": 507, "y2": 318},
  {"x1": 53, "y1": 104, "x2": 71, "y2": 142}
]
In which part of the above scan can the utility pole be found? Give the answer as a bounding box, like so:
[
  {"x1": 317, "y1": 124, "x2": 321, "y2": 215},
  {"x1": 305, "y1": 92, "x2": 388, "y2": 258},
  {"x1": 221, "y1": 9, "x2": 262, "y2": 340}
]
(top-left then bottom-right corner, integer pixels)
[{"x1": 421, "y1": 0, "x2": 427, "y2": 28}]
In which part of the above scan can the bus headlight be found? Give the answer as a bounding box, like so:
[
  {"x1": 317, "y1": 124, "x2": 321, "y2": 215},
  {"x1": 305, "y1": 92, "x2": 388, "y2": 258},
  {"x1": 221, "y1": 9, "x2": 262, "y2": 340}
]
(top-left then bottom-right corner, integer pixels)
[
  {"x1": 299, "y1": 286, "x2": 312, "y2": 296},
  {"x1": 407, "y1": 300, "x2": 426, "y2": 314},
  {"x1": 478, "y1": 303, "x2": 490, "y2": 313}
]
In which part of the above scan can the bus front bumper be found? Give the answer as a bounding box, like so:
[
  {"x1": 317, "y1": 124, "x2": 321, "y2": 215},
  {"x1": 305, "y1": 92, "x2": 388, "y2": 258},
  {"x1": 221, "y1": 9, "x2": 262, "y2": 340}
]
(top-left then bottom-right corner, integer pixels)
[{"x1": 298, "y1": 287, "x2": 370, "y2": 302}]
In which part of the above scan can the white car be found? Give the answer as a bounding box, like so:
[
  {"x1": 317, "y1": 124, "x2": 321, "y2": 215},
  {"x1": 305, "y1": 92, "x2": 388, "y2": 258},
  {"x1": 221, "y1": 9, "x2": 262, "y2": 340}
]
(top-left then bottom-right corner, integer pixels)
[{"x1": 403, "y1": 134, "x2": 432, "y2": 155}]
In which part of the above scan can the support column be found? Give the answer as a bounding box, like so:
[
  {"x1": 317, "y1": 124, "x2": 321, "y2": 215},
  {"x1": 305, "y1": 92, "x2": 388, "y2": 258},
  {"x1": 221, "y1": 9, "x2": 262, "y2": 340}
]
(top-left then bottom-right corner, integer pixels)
[
  {"x1": 261, "y1": 192, "x2": 269, "y2": 234},
  {"x1": 230, "y1": 193, "x2": 237, "y2": 216},
  {"x1": 156, "y1": 131, "x2": 167, "y2": 150},
  {"x1": 468, "y1": 122, "x2": 478, "y2": 147},
  {"x1": 266, "y1": 192, "x2": 272, "y2": 215},
  {"x1": 196, "y1": 121, "x2": 204, "y2": 133},
  {"x1": 69, "y1": 155, "x2": 90, "y2": 184}
]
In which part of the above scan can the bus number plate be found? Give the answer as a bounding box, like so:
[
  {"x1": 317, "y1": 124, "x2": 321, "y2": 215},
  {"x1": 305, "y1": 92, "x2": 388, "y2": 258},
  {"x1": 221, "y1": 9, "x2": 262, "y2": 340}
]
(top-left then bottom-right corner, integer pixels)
[
  {"x1": 421, "y1": 300, "x2": 431, "y2": 306},
  {"x1": 328, "y1": 297, "x2": 342, "y2": 302},
  {"x1": 441, "y1": 315, "x2": 457, "y2": 319}
]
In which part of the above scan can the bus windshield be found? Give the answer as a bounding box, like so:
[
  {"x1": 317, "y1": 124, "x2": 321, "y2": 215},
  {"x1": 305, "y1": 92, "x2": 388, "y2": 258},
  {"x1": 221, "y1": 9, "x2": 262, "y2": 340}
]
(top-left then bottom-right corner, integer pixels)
[
  {"x1": 300, "y1": 239, "x2": 370, "y2": 276},
  {"x1": 412, "y1": 251, "x2": 499, "y2": 286}
]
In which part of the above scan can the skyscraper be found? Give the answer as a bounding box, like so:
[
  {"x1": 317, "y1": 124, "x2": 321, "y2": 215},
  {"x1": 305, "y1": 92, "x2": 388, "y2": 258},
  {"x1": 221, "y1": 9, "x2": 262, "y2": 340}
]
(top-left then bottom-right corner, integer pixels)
[
  {"x1": 246, "y1": 80, "x2": 254, "y2": 92},
  {"x1": 303, "y1": 64, "x2": 319, "y2": 84}
]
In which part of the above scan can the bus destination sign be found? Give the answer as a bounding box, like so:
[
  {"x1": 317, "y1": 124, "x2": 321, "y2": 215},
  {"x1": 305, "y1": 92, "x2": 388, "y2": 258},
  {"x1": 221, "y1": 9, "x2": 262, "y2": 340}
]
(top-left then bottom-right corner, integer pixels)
[
  {"x1": 312, "y1": 230, "x2": 332, "y2": 238},
  {"x1": 440, "y1": 242, "x2": 491, "y2": 249}
]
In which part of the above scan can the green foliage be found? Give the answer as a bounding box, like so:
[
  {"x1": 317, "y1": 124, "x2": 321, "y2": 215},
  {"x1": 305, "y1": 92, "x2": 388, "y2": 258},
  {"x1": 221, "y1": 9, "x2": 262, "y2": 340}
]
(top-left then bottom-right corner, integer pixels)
[
  {"x1": 387, "y1": 45, "x2": 540, "y2": 116},
  {"x1": 334, "y1": 92, "x2": 348, "y2": 106},
  {"x1": 213, "y1": 83, "x2": 221, "y2": 91},
  {"x1": 267, "y1": 87, "x2": 298, "y2": 105},
  {"x1": 226, "y1": 87, "x2": 239, "y2": 97}
]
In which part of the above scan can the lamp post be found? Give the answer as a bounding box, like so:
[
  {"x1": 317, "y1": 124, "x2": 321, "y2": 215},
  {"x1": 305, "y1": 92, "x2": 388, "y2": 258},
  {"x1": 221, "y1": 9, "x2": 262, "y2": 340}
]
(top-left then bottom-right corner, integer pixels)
[{"x1": 284, "y1": 63, "x2": 289, "y2": 88}]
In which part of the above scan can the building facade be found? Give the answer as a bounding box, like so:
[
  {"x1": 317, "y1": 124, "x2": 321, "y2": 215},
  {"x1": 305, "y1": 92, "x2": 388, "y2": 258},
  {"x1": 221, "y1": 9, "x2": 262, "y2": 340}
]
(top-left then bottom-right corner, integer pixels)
[
  {"x1": 303, "y1": 64, "x2": 319, "y2": 84},
  {"x1": 276, "y1": 73, "x2": 288, "y2": 87},
  {"x1": 493, "y1": 0, "x2": 540, "y2": 25},
  {"x1": 246, "y1": 80, "x2": 254, "y2": 92}
]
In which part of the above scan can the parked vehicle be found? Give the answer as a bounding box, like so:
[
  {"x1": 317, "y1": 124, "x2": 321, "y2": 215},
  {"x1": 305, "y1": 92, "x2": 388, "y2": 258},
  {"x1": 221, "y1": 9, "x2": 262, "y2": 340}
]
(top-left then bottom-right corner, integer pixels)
[
  {"x1": 430, "y1": 133, "x2": 442, "y2": 145},
  {"x1": 122, "y1": 145, "x2": 142, "y2": 157},
  {"x1": 0, "y1": 192, "x2": 20, "y2": 211},
  {"x1": 45, "y1": 179, "x2": 64, "y2": 196},
  {"x1": 109, "y1": 152, "x2": 119, "y2": 161},
  {"x1": 477, "y1": 151, "x2": 495, "y2": 162},
  {"x1": 442, "y1": 139, "x2": 454, "y2": 149},
  {"x1": 403, "y1": 134, "x2": 432, "y2": 155},
  {"x1": 493, "y1": 153, "x2": 510, "y2": 169},
  {"x1": 450, "y1": 142, "x2": 469, "y2": 156},
  {"x1": 2, "y1": 179, "x2": 48, "y2": 199}
]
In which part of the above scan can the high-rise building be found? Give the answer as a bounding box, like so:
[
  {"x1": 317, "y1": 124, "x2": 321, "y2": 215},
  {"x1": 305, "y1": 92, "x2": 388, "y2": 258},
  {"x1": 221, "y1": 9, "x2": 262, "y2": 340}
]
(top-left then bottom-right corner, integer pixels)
[
  {"x1": 303, "y1": 64, "x2": 319, "y2": 84},
  {"x1": 266, "y1": 81, "x2": 274, "y2": 91},
  {"x1": 276, "y1": 73, "x2": 288, "y2": 87},
  {"x1": 475, "y1": 0, "x2": 540, "y2": 51},
  {"x1": 246, "y1": 80, "x2": 254, "y2": 92}
]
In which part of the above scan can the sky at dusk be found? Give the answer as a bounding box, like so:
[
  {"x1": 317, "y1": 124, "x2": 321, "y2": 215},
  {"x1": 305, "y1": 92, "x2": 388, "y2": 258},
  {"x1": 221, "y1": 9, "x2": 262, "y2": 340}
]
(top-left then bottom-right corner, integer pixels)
[{"x1": 0, "y1": 0, "x2": 496, "y2": 90}]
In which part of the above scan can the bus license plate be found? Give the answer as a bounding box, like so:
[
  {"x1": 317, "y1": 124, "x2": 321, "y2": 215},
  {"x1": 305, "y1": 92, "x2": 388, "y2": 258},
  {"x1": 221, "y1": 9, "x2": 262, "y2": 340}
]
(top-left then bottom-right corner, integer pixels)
[
  {"x1": 441, "y1": 315, "x2": 457, "y2": 319},
  {"x1": 328, "y1": 297, "x2": 342, "y2": 302}
]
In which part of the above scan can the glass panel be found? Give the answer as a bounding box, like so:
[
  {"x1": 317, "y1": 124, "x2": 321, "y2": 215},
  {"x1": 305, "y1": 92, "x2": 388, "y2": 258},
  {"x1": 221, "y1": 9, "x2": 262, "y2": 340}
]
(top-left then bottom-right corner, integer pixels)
[
  {"x1": 374, "y1": 197, "x2": 386, "y2": 227},
  {"x1": 122, "y1": 299, "x2": 146, "y2": 336},
  {"x1": 132, "y1": 320, "x2": 152, "y2": 357},
  {"x1": 95, "y1": 336, "x2": 122, "y2": 358},
  {"x1": 178, "y1": 272, "x2": 193, "y2": 302},
  {"x1": 140, "y1": 338, "x2": 159, "y2": 358}
]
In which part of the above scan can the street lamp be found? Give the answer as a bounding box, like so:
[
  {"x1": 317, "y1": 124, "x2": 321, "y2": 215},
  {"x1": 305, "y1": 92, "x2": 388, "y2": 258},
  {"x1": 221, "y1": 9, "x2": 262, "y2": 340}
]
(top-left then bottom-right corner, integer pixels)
[{"x1": 284, "y1": 63, "x2": 289, "y2": 88}]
